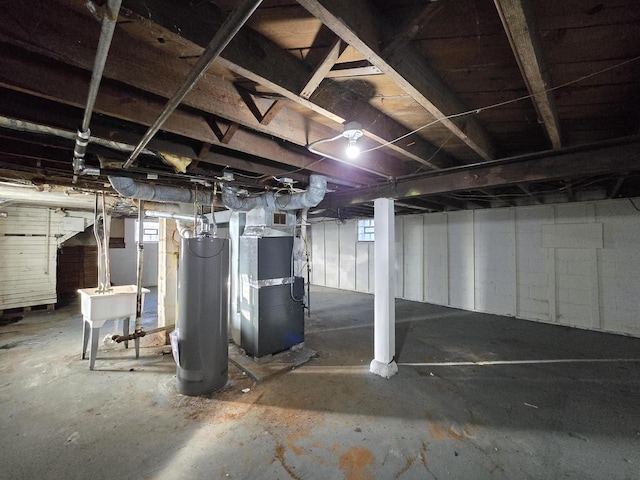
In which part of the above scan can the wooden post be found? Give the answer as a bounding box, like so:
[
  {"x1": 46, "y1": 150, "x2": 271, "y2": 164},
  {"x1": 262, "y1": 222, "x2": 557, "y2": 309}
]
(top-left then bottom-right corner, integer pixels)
[{"x1": 158, "y1": 218, "x2": 179, "y2": 344}]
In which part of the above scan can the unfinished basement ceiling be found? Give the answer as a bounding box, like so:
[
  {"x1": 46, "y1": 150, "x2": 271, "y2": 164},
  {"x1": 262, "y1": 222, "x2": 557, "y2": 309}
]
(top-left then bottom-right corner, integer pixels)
[{"x1": 0, "y1": 0, "x2": 638, "y2": 217}]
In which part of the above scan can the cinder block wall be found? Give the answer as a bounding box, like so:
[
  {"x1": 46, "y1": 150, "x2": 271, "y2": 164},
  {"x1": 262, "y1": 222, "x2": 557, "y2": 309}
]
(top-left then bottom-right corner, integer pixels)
[{"x1": 310, "y1": 198, "x2": 640, "y2": 337}]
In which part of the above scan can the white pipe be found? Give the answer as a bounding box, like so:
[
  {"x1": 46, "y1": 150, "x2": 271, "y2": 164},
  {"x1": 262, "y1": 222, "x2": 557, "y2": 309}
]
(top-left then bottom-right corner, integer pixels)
[
  {"x1": 143, "y1": 205, "x2": 197, "y2": 239},
  {"x1": 145, "y1": 210, "x2": 195, "y2": 222}
]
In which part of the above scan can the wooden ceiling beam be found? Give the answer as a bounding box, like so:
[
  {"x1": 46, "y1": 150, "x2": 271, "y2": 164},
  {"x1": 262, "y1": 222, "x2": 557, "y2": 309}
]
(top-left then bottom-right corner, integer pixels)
[
  {"x1": 0, "y1": 83, "x2": 373, "y2": 186},
  {"x1": 259, "y1": 100, "x2": 285, "y2": 126},
  {"x1": 382, "y1": 1, "x2": 445, "y2": 54},
  {"x1": 0, "y1": 111, "x2": 322, "y2": 187},
  {"x1": 119, "y1": 0, "x2": 453, "y2": 170},
  {"x1": 0, "y1": 1, "x2": 395, "y2": 179},
  {"x1": 494, "y1": 0, "x2": 562, "y2": 149},
  {"x1": 300, "y1": 38, "x2": 343, "y2": 99},
  {"x1": 319, "y1": 139, "x2": 640, "y2": 208},
  {"x1": 234, "y1": 86, "x2": 285, "y2": 126},
  {"x1": 0, "y1": 48, "x2": 221, "y2": 144},
  {"x1": 297, "y1": 0, "x2": 496, "y2": 162},
  {"x1": 325, "y1": 62, "x2": 382, "y2": 78},
  {"x1": 220, "y1": 122, "x2": 240, "y2": 145}
]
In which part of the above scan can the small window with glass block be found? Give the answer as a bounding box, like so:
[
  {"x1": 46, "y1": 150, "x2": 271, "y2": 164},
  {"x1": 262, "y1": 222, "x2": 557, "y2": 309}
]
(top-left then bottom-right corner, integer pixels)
[{"x1": 357, "y1": 218, "x2": 375, "y2": 242}]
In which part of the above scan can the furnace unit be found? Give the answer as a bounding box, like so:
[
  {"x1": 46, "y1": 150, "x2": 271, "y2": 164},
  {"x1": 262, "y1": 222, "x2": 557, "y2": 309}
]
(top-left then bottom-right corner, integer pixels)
[
  {"x1": 239, "y1": 228, "x2": 305, "y2": 358},
  {"x1": 221, "y1": 174, "x2": 328, "y2": 358}
]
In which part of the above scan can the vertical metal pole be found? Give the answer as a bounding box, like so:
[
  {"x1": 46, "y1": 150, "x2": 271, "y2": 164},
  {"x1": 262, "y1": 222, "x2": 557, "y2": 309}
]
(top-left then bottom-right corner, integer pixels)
[
  {"x1": 301, "y1": 208, "x2": 311, "y2": 317},
  {"x1": 93, "y1": 194, "x2": 105, "y2": 291},
  {"x1": 135, "y1": 200, "x2": 145, "y2": 332},
  {"x1": 102, "y1": 193, "x2": 111, "y2": 289}
]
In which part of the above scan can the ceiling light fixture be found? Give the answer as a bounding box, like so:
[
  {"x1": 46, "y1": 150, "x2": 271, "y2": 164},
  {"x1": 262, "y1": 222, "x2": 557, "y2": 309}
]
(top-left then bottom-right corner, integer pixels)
[
  {"x1": 307, "y1": 121, "x2": 364, "y2": 163},
  {"x1": 342, "y1": 121, "x2": 363, "y2": 159}
]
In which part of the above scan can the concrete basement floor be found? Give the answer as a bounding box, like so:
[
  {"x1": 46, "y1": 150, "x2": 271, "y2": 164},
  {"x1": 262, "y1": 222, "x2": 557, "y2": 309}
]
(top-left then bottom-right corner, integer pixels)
[{"x1": 1, "y1": 286, "x2": 639, "y2": 480}]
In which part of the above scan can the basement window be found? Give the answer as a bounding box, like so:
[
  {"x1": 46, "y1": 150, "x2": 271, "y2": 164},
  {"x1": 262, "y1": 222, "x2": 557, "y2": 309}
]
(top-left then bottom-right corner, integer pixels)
[
  {"x1": 135, "y1": 220, "x2": 159, "y2": 243},
  {"x1": 357, "y1": 218, "x2": 375, "y2": 242}
]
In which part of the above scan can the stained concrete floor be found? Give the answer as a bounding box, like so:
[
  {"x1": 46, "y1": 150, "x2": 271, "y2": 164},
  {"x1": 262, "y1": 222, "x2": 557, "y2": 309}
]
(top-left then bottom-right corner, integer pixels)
[{"x1": 1, "y1": 286, "x2": 640, "y2": 480}]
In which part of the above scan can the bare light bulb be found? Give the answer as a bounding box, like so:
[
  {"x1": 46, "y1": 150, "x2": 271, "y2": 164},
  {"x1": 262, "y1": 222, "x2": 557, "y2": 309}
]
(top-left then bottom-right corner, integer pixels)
[{"x1": 346, "y1": 139, "x2": 361, "y2": 159}]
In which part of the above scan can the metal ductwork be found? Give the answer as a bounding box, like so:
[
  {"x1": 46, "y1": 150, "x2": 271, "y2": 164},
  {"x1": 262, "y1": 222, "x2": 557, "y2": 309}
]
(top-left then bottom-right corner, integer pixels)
[
  {"x1": 222, "y1": 174, "x2": 327, "y2": 212},
  {"x1": 108, "y1": 176, "x2": 213, "y2": 205}
]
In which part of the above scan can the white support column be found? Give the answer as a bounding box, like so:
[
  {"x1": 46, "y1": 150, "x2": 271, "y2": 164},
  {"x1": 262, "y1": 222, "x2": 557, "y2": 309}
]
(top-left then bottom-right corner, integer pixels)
[{"x1": 370, "y1": 198, "x2": 398, "y2": 378}]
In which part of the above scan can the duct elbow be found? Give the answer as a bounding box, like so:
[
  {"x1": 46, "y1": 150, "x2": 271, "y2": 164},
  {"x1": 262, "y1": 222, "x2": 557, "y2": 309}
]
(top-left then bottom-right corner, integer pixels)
[
  {"x1": 221, "y1": 175, "x2": 327, "y2": 212},
  {"x1": 109, "y1": 176, "x2": 142, "y2": 198},
  {"x1": 277, "y1": 174, "x2": 327, "y2": 210},
  {"x1": 302, "y1": 174, "x2": 327, "y2": 208}
]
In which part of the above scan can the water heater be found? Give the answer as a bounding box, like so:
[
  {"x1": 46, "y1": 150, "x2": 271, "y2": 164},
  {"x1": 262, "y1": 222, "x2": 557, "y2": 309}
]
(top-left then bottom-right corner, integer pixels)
[{"x1": 176, "y1": 236, "x2": 229, "y2": 396}]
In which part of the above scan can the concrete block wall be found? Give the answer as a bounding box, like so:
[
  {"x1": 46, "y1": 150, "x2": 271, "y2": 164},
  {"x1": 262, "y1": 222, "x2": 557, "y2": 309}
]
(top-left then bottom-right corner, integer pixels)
[{"x1": 310, "y1": 198, "x2": 640, "y2": 337}]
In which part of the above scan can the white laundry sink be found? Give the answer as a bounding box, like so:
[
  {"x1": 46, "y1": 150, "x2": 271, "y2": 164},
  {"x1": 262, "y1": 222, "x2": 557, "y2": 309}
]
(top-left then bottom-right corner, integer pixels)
[
  {"x1": 78, "y1": 285, "x2": 150, "y2": 370},
  {"x1": 78, "y1": 285, "x2": 149, "y2": 328}
]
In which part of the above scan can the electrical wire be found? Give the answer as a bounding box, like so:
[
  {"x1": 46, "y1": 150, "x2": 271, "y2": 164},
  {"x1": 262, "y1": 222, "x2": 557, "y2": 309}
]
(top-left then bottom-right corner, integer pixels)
[
  {"x1": 361, "y1": 54, "x2": 640, "y2": 154},
  {"x1": 409, "y1": 132, "x2": 454, "y2": 175}
]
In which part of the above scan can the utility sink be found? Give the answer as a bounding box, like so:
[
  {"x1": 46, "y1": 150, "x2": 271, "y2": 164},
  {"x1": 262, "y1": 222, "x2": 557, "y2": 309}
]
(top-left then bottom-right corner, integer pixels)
[{"x1": 78, "y1": 285, "x2": 150, "y2": 370}]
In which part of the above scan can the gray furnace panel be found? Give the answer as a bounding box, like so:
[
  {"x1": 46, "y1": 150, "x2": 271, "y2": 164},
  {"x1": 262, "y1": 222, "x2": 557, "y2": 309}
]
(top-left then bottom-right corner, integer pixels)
[{"x1": 239, "y1": 235, "x2": 304, "y2": 357}]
